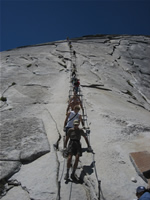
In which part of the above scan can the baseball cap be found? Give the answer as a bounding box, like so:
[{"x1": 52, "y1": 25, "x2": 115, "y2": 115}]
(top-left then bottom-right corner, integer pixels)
[
  {"x1": 136, "y1": 186, "x2": 146, "y2": 194},
  {"x1": 73, "y1": 120, "x2": 79, "y2": 125}
]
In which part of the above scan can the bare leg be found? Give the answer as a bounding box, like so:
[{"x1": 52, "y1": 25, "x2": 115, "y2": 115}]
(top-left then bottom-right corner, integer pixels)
[
  {"x1": 64, "y1": 154, "x2": 73, "y2": 180},
  {"x1": 73, "y1": 154, "x2": 79, "y2": 170},
  {"x1": 71, "y1": 154, "x2": 79, "y2": 180},
  {"x1": 67, "y1": 154, "x2": 72, "y2": 169}
]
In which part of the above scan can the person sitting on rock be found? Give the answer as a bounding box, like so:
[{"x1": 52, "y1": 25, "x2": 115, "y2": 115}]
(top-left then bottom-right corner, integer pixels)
[
  {"x1": 136, "y1": 186, "x2": 150, "y2": 200},
  {"x1": 66, "y1": 91, "x2": 84, "y2": 115},
  {"x1": 64, "y1": 105, "x2": 84, "y2": 135},
  {"x1": 64, "y1": 120, "x2": 92, "y2": 180}
]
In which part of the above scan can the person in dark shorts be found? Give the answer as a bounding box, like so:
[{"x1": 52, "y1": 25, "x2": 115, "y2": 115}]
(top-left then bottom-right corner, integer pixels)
[{"x1": 64, "y1": 120, "x2": 92, "y2": 180}]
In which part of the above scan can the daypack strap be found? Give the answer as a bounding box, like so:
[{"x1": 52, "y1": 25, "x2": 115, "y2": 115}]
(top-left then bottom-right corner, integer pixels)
[{"x1": 67, "y1": 113, "x2": 78, "y2": 124}]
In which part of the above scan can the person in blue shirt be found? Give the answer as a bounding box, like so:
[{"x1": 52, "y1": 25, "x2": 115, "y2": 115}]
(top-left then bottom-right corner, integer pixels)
[{"x1": 136, "y1": 186, "x2": 150, "y2": 200}]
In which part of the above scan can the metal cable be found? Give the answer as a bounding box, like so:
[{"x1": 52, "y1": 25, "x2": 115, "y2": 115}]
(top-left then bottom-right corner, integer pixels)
[
  {"x1": 59, "y1": 158, "x2": 66, "y2": 182},
  {"x1": 69, "y1": 182, "x2": 73, "y2": 200}
]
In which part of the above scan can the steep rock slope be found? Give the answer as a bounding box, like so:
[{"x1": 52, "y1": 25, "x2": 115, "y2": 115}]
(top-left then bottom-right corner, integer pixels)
[{"x1": 0, "y1": 35, "x2": 150, "y2": 200}]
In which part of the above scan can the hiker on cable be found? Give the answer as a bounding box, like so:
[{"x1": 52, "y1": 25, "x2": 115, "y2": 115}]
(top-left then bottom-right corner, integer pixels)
[
  {"x1": 72, "y1": 63, "x2": 76, "y2": 70},
  {"x1": 64, "y1": 105, "x2": 84, "y2": 135},
  {"x1": 66, "y1": 91, "x2": 84, "y2": 115},
  {"x1": 73, "y1": 78, "x2": 80, "y2": 94},
  {"x1": 71, "y1": 65, "x2": 77, "y2": 80},
  {"x1": 64, "y1": 119, "x2": 92, "y2": 181},
  {"x1": 71, "y1": 74, "x2": 76, "y2": 85},
  {"x1": 71, "y1": 68, "x2": 77, "y2": 77}
]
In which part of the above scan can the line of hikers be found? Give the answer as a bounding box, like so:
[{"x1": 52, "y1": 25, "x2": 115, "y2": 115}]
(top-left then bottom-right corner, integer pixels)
[
  {"x1": 63, "y1": 103, "x2": 92, "y2": 180},
  {"x1": 71, "y1": 64, "x2": 80, "y2": 94},
  {"x1": 63, "y1": 43, "x2": 92, "y2": 181}
]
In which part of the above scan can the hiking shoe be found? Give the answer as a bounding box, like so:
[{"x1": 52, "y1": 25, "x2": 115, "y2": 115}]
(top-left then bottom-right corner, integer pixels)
[
  {"x1": 64, "y1": 173, "x2": 69, "y2": 180},
  {"x1": 71, "y1": 173, "x2": 78, "y2": 181}
]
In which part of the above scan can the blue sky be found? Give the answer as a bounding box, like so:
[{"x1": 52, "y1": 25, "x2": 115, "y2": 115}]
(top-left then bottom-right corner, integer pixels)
[{"x1": 1, "y1": 0, "x2": 150, "y2": 52}]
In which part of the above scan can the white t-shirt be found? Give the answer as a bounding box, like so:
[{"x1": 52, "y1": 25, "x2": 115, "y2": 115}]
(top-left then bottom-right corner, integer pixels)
[{"x1": 66, "y1": 111, "x2": 80, "y2": 128}]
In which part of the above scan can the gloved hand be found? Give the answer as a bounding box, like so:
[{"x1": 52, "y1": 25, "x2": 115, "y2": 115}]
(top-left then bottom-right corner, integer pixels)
[
  {"x1": 87, "y1": 146, "x2": 93, "y2": 152},
  {"x1": 86, "y1": 129, "x2": 90, "y2": 134}
]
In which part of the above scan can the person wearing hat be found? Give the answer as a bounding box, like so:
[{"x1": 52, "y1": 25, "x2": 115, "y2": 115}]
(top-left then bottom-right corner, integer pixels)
[
  {"x1": 136, "y1": 186, "x2": 150, "y2": 200},
  {"x1": 64, "y1": 119, "x2": 92, "y2": 181}
]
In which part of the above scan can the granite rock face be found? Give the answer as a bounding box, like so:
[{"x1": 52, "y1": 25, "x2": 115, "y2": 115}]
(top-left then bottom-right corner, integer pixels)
[
  {"x1": 0, "y1": 117, "x2": 50, "y2": 181},
  {"x1": 0, "y1": 35, "x2": 150, "y2": 200}
]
